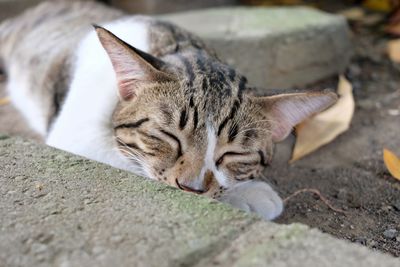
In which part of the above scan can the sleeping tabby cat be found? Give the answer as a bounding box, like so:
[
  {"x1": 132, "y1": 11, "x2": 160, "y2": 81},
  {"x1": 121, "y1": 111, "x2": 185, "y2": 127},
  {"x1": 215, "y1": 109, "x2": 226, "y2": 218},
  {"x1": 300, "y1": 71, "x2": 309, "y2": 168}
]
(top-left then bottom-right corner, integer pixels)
[{"x1": 0, "y1": 1, "x2": 337, "y2": 220}]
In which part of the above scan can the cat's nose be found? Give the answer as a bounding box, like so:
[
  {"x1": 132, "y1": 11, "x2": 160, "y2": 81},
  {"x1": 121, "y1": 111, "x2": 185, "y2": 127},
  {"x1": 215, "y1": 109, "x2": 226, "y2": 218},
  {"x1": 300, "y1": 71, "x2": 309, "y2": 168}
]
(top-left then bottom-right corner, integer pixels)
[
  {"x1": 175, "y1": 171, "x2": 215, "y2": 194},
  {"x1": 175, "y1": 179, "x2": 208, "y2": 194}
]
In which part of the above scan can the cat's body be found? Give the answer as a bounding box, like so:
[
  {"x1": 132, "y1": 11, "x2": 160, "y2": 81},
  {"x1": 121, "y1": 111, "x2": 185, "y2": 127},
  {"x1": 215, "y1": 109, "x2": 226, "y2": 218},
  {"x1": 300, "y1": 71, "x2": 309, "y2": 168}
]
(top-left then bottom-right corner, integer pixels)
[{"x1": 0, "y1": 1, "x2": 337, "y2": 220}]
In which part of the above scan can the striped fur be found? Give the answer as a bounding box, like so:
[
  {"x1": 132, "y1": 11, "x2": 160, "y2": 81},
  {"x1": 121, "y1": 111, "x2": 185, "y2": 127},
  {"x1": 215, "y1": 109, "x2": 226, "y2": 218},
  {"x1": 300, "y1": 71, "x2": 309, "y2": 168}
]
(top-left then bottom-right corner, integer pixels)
[{"x1": 0, "y1": 1, "x2": 338, "y2": 220}]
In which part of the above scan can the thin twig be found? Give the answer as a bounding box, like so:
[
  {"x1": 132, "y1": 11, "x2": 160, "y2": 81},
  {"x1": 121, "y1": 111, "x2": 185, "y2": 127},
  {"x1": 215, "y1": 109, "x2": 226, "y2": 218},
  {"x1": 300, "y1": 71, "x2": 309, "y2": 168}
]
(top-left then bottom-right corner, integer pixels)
[{"x1": 283, "y1": 188, "x2": 347, "y2": 214}]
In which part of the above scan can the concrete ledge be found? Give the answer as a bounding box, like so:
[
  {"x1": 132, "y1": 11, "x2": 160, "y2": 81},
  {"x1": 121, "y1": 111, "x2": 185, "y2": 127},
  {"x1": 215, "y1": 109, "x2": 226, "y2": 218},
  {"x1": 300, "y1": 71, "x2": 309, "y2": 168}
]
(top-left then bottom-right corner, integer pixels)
[
  {"x1": 0, "y1": 136, "x2": 398, "y2": 266},
  {"x1": 110, "y1": 0, "x2": 238, "y2": 14},
  {"x1": 161, "y1": 7, "x2": 353, "y2": 89}
]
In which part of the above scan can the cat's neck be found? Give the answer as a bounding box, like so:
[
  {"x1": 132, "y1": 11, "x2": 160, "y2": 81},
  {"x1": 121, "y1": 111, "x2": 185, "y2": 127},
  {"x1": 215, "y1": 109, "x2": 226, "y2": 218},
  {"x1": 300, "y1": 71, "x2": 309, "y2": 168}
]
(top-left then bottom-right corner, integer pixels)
[{"x1": 47, "y1": 19, "x2": 152, "y2": 174}]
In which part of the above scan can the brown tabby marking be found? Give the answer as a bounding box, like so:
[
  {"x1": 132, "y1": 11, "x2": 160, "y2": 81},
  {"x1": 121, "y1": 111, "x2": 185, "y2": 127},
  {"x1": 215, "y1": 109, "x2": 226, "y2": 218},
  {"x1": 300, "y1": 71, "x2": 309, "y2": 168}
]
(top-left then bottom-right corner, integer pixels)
[{"x1": 0, "y1": 1, "x2": 338, "y2": 199}]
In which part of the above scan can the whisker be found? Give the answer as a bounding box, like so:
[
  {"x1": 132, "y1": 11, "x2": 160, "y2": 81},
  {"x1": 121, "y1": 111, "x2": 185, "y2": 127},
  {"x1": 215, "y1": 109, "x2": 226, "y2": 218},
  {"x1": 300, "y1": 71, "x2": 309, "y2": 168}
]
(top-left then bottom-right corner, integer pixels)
[
  {"x1": 115, "y1": 136, "x2": 153, "y2": 178},
  {"x1": 236, "y1": 127, "x2": 270, "y2": 137},
  {"x1": 240, "y1": 119, "x2": 273, "y2": 129}
]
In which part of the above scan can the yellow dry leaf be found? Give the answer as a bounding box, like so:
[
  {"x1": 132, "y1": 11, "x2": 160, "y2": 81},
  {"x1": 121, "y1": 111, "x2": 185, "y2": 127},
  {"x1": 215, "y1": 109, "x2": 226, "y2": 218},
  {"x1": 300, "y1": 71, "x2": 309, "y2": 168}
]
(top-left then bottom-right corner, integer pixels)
[
  {"x1": 383, "y1": 148, "x2": 400, "y2": 180},
  {"x1": 363, "y1": 0, "x2": 395, "y2": 12},
  {"x1": 339, "y1": 7, "x2": 366, "y2": 21},
  {"x1": 387, "y1": 39, "x2": 400, "y2": 63},
  {"x1": 0, "y1": 97, "x2": 10, "y2": 106},
  {"x1": 290, "y1": 76, "x2": 354, "y2": 162}
]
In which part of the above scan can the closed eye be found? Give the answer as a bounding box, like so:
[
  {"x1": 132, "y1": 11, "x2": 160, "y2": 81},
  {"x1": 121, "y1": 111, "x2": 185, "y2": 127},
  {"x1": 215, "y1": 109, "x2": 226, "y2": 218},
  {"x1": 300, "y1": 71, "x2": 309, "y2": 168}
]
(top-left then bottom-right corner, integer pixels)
[
  {"x1": 216, "y1": 151, "x2": 250, "y2": 167},
  {"x1": 159, "y1": 129, "x2": 183, "y2": 159},
  {"x1": 114, "y1": 118, "x2": 149, "y2": 130}
]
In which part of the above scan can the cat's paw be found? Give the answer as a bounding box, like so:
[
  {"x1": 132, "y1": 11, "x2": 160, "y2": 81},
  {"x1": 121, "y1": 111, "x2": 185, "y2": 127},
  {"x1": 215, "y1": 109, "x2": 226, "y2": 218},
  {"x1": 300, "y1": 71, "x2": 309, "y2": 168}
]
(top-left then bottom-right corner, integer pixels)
[{"x1": 218, "y1": 181, "x2": 283, "y2": 220}]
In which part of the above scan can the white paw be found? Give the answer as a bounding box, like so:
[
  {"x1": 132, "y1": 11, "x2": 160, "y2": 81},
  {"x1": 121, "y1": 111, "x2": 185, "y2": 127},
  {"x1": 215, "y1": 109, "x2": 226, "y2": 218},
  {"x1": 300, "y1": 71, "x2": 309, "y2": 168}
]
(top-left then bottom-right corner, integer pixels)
[{"x1": 218, "y1": 181, "x2": 283, "y2": 220}]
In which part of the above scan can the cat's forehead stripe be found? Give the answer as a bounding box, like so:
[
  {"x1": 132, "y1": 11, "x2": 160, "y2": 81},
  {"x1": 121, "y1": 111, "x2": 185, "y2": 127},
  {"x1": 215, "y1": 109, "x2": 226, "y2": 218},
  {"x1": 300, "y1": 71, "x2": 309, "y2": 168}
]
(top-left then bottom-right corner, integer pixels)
[
  {"x1": 238, "y1": 76, "x2": 247, "y2": 102},
  {"x1": 217, "y1": 100, "x2": 241, "y2": 136},
  {"x1": 193, "y1": 107, "x2": 199, "y2": 130},
  {"x1": 179, "y1": 107, "x2": 188, "y2": 130},
  {"x1": 194, "y1": 50, "x2": 206, "y2": 72},
  {"x1": 228, "y1": 68, "x2": 236, "y2": 82},
  {"x1": 176, "y1": 54, "x2": 195, "y2": 87}
]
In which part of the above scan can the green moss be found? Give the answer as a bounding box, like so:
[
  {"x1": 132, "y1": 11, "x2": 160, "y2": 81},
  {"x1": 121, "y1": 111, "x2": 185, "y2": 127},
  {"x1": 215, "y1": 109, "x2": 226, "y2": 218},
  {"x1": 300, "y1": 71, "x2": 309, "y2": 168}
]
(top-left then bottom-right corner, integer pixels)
[
  {"x1": 161, "y1": 7, "x2": 343, "y2": 38},
  {"x1": 0, "y1": 133, "x2": 10, "y2": 140}
]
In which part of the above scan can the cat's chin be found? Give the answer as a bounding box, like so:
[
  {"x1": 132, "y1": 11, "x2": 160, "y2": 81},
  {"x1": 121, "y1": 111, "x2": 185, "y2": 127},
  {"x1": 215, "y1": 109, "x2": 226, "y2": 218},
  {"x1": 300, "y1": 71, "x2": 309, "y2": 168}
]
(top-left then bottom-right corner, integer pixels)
[{"x1": 217, "y1": 181, "x2": 283, "y2": 221}]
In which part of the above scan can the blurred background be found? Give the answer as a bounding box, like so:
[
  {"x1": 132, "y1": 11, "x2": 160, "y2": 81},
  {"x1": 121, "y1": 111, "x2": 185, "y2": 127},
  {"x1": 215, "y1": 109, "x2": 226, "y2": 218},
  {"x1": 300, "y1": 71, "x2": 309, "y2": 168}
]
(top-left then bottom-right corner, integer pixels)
[
  {"x1": 0, "y1": 0, "x2": 399, "y2": 257},
  {"x1": 0, "y1": 0, "x2": 399, "y2": 17}
]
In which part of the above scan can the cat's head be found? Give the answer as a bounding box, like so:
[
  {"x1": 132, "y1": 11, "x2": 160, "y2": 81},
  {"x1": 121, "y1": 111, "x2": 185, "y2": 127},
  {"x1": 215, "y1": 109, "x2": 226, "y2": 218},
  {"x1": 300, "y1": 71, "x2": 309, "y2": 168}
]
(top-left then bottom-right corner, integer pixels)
[{"x1": 95, "y1": 26, "x2": 337, "y2": 198}]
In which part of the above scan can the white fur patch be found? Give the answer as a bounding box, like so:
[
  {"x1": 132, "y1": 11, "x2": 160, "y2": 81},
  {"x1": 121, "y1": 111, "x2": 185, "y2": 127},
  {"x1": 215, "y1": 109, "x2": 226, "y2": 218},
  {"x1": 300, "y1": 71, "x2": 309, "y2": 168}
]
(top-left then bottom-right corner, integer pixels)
[
  {"x1": 47, "y1": 18, "x2": 150, "y2": 173},
  {"x1": 7, "y1": 65, "x2": 48, "y2": 136},
  {"x1": 218, "y1": 180, "x2": 283, "y2": 220},
  {"x1": 194, "y1": 124, "x2": 230, "y2": 189}
]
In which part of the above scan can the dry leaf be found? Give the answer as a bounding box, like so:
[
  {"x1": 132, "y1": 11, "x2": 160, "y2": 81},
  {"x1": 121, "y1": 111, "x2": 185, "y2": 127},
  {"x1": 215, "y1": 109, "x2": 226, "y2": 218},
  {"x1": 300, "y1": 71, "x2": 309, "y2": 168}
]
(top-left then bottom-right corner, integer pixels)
[
  {"x1": 339, "y1": 7, "x2": 384, "y2": 25},
  {"x1": 386, "y1": 24, "x2": 400, "y2": 36},
  {"x1": 0, "y1": 97, "x2": 10, "y2": 106},
  {"x1": 363, "y1": 0, "x2": 397, "y2": 12},
  {"x1": 383, "y1": 148, "x2": 400, "y2": 180},
  {"x1": 339, "y1": 7, "x2": 366, "y2": 21},
  {"x1": 387, "y1": 39, "x2": 400, "y2": 62},
  {"x1": 290, "y1": 76, "x2": 354, "y2": 162},
  {"x1": 385, "y1": 6, "x2": 400, "y2": 35}
]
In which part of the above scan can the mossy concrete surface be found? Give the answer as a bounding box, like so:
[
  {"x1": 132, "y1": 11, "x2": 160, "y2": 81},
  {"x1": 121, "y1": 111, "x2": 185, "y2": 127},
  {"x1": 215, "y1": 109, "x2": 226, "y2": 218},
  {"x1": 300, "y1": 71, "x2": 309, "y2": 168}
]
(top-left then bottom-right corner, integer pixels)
[
  {"x1": 0, "y1": 136, "x2": 399, "y2": 266},
  {"x1": 0, "y1": 136, "x2": 254, "y2": 267},
  {"x1": 161, "y1": 7, "x2": 352, "y2": 89}
]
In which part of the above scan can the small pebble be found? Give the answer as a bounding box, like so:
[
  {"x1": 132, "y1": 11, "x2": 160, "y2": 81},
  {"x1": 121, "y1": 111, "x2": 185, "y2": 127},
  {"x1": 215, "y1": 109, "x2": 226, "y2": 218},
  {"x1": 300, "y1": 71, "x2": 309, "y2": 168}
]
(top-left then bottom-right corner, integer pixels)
[
  {"x1": 393, "y1": 200, "x2": 400, "y2": 211},
  {"x1": 388, "y1": 109, "x2": 400, "y2": 116},
  {"x1": 383, "y1": 229, "x2": 397, "y2": 239},
  {"x1": 381, "y1": 205, "x2": 393, "y2": 212},
  {"x1": 366, "y1": 239, "x2": 377, "y2": 248},
  {"x1": 354, "y1": 237, "x2": 367, "y2": 245},
  {"x1": 336, "y1": 188, "x2": 348, "y2": 200}
]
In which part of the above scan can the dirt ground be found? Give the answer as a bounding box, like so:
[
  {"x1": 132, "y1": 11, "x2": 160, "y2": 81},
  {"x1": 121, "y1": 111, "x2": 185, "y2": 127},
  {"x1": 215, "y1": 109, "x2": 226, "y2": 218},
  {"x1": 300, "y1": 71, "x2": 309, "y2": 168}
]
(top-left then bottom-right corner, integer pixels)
[
  {"x1": 272, "y1": 20, "x2": 400, "y2": 257},
  {"x1": 1, "y1": 6, "x2": 399, "y2": 258}
]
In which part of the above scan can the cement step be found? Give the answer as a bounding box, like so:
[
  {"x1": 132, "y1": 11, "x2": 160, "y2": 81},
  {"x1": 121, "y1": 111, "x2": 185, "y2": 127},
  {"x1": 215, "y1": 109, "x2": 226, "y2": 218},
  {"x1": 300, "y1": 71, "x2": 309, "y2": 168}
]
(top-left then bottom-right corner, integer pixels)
[
  {"x1": 161, "y1": 7, "x2": 353, "y2": 89},
  {"x1": 0, "y1": 136, "x2": 398, "y2": 267}
]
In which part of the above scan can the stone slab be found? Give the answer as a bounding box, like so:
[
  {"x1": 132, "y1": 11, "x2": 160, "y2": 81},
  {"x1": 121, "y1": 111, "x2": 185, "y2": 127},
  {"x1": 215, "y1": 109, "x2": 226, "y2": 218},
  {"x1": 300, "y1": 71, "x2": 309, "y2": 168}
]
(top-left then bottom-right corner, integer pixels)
[
  {"x1": 161, "y1": 7, "x2": 353, "y2": 89},
  {"x1": 1, "y1": 136, "x2": 399, "y2": 266},
  {"x1": 207, "y1": 222, "x2": 400, "y2": 267},
  {"x1": 0, "y1": 136, "x2": 255, "y2": 267},
  {"x1": 110, "y1": 0, "x2": 238, "y2": 14}
]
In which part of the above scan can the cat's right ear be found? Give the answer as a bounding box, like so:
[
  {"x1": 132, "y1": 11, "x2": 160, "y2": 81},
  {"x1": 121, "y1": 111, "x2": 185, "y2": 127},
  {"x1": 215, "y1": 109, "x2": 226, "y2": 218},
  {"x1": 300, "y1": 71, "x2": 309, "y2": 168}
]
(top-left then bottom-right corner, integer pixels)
[
  {"x1": 94, "y1": 25, "x2": 173, "y2": 101},
  {"x1": 256, "y1": 91, "x2": 338, "y2": 143}
]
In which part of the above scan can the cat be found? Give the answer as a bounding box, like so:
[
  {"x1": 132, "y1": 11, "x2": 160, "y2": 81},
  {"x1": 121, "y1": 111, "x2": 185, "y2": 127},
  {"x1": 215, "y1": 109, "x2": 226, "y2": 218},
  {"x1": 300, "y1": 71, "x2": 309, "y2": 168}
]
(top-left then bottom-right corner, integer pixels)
[{"x1": 0, "y1": 1, "x2": 337, "y2": 220}]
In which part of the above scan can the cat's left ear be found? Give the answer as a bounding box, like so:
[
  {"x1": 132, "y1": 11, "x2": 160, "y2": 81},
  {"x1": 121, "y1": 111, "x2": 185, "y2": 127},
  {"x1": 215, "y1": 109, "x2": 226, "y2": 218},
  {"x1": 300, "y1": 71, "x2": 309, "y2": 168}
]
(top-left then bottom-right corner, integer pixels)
[
  {"x1": 94, "y1": 25, "x2": 173, "y2": 101},
  {"x1": 256, "y1": 92, "x2": 338, "y2": 142}
]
